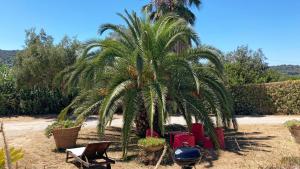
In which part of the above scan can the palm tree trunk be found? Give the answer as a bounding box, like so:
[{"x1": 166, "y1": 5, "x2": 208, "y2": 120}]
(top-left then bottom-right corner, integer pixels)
[{"x1": 135, "y1": 109, "x2": 149, "y2": 137}]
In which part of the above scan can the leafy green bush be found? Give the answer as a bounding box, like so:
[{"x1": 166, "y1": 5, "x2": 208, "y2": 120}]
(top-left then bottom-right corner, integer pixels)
[
  {"x1": 44, "y1": 120, "x2": 78, "y2": 138},
  {"x1": 284, "y1": 120, "x2": 300, "y2": 129},
  {"x1": 0, "y1": 84, "x2": 73, "y2": 116},
  {"x1": 138, "y1": 138, "x2": 165, "y2": 148},
  {"x1": 231, "y1": 80, "x2": 300, "y2": 115}
]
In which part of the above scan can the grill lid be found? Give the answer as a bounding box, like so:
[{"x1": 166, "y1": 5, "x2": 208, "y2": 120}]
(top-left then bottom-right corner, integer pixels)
[{"x1": 174, "y1": 147, "x2": 201, "y2": 160}]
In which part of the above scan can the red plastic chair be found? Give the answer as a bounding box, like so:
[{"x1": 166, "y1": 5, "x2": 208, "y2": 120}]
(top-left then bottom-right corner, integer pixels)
[
  {"x1": 215, "y1": 127, "x2": 225, "y2": 149},
  {"x1": 191, "y1": 123, "x2": 205, "y2": 144},
  {"x1": 203, "y1": 137, "x2": 214, "y2": 149},
  {"x1": 146, "y1": 129, "x2": 160, "y2": 138},
  {"x1": 173, "y1": 133, "x2": 195, "y2": 149}
]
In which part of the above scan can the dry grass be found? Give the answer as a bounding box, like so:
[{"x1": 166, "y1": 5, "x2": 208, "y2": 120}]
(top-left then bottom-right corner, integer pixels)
[{"x1": 0, "y1": 122, "x2": 299, "y2": 169}]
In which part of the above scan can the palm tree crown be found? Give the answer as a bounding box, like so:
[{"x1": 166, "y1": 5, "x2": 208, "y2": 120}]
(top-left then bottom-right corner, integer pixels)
[
  {"x1": 142, "y1": 0, "x2": 201, "y2": 25},
  {"x1": 57, "y1": 11, "x2": 236, "y2": 159}
]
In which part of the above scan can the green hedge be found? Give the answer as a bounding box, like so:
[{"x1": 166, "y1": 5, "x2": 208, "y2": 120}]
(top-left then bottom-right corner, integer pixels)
[
  {"x1": 0, "y1": 82, "x2": 72, "y2": 116},
  {"x1": 231, "y1": 80, "x2": 300, "y2": 115}
]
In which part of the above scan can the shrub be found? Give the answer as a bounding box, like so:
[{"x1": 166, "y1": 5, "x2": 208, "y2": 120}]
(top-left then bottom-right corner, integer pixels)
[
  {"x1": 230, "y1": 80, "x2": 300, "y2": 115},
  {"x1": 44, "y1": 120, "x2": 78, "y2": 138},
  {"x1": 0, "y1": 83, "x2": 73, "y2": 116},
  {"x1": 138, "y1": 138, "x2": 165, "y2": 148}
]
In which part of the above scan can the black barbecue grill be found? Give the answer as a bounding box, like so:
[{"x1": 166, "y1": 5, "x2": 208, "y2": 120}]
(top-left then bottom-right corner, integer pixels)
[{"x1": 173, "y1": 145, "x2": 201, "y2": 169}]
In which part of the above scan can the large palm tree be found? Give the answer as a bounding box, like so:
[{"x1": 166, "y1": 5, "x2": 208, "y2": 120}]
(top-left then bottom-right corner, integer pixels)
[
  {"x1": 142, "y1": 0, "x2": 201, "y2": 25},
  {"x1": 57, "y1": 11, "x2": 235, "y2": 159}
]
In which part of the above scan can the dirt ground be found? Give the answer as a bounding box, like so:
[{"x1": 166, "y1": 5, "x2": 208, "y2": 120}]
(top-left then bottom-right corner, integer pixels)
[{"x1": 1, "y1": 117, "x2": 300, "y2": 169}]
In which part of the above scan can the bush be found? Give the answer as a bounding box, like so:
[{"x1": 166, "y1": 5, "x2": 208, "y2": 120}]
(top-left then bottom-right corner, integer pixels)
[
  {"x1": 0, "y1": 83, "x2": 73, "y2": 116},
  {"x1": 231, "y1": 80, "x2": 300, "y2": 115}
]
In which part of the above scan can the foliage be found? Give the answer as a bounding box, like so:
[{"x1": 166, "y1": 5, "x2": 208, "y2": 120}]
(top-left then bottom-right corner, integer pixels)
[
  {"x1": 0, "y1": 147, "x2": 24, "y2": 168},
  {"x1": 231, "y1": 80, "x2": 300, "y2": 115},
  {"x1": 277, "y1": 74, "x2": 300, "y2": 81},
  {"x1": 224, "y1": 46, "x2": 280, "y2": 86},
  {"x1": 138, "y1": 138, "x2": 165, "y2": 148},
  {"x1": 0, "y1": 84, "x2": 72, "y2": 116},
  {"x1": 14, "y1": 28, "x2": 81, "y2": 89},
  {"x1": 284, "y1": 120, "x2": 300, "y2": 129},
  {"x1": 0, "y1": 50, "x2": 19, "y2": 66},
  {"x1": 45, "y1": 120, "x2": 78, "y2": 138},
  {"x1": 0, "y1": 30, "x2": 78, "y2": 116},
  {"x1": 57, "y1": 11, "x2": 236, "y2": 159},
  {"x1": 142, "y1": 0, "x2": 201, "y2": 25},
  {"x1": 0, "y1": 64, "x2": 14, "y2": 84}
]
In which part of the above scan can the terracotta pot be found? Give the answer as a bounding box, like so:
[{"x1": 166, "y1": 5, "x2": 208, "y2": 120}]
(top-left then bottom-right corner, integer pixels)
[
  {"x1": 52, "y1": 126, "x2": 81, "y2": 149},
  {"x1": 289, "y1": 125, "x2": 300, "y2": 144}
]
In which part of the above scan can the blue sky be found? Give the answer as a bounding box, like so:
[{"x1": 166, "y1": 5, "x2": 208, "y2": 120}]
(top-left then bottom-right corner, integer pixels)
[{"x1": 0, "y1": 0, "x2": 299, "y2": 65}]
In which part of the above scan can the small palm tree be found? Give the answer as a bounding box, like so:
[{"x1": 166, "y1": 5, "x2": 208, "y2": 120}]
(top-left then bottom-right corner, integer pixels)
[
  {"x1": 57, "y1": 11, "x2": 236, "y2": 159},
  {"x1": 142, "y1": 0, "x2": 201, "y2": 25}
]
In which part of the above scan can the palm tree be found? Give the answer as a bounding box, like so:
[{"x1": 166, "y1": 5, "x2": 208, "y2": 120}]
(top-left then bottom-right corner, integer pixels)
[
  {"x1": 142, "y1": 0, "x2": 201, "y2": 25},
  {"x1": 57, "y1": 11, "x2": 235, "y2": 159}
]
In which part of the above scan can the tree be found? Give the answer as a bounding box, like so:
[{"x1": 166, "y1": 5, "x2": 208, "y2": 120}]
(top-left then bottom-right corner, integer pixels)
[
  {"x1": 224, "y1": 45, "x2": 280, "y2": 86},
  {"x1": 14, "y1": 29, "x2": 81, "y2": 89},
  {"x1": 142, "y1": 0, "x2": 201, "y2": 25},
  {"x1": 58, "y1": 11, "x2": 235, "y2": 159},
  {"x1": 0, "y1": 64, "x2": 13, "y2": 85}
]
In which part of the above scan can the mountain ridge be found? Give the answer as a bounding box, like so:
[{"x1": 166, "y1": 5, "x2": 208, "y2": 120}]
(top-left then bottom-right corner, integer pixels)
[
  {"x1": 270, "y1": 64, "x2": 300, "y2": 76},
  {"x1": 0, "y1": 49, "x2": 19, "y2": 65}
]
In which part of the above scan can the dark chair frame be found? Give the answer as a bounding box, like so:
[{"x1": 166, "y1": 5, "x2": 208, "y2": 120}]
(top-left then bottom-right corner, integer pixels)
[{"x1": 66, "y1": 141, "x2": 115, "y2": 169}]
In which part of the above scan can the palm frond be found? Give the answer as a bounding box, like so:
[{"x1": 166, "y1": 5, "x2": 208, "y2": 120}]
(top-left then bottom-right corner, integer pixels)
[{"x1": 121, "y1": 89, "x2": 138, "y2": 159}]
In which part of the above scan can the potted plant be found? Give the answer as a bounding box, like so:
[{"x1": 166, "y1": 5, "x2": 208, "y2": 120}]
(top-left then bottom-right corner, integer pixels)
[
  {"x1": 284, "y1": 120, "x2": 300, "y2": 144},
  {"x1": 45, "y1": 120, "x2": 82, "y2": 149},
  {"x1": 138, "y1": 137, "x2": 165, "y2": 152}
]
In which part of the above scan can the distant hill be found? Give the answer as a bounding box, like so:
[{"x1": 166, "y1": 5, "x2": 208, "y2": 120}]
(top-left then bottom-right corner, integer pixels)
[
  {"x1": 0, "y1": 49, "x2": 19, "y2": 66},
  {"x1": 271, "y1": 65, "x2": 300, "y2": 76}
]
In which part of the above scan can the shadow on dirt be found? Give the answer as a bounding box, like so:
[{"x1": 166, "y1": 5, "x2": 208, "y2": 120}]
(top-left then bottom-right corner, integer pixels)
[{"x1": 65, "y1": 125, "x2": 277, "y2": 168}]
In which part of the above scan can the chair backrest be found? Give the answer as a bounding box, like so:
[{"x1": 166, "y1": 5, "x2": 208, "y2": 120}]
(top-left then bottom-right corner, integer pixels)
[
  {"x1": 173, "y1": 133, "x2": 195, "y2": 149},
  {"x1": 82, "y1": 141, "x2": 111, "y2": 159}
]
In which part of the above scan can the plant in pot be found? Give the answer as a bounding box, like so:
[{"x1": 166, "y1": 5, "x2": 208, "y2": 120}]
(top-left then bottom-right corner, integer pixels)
[
  {"x1": 45, "y1": 119, "x2": 82, "y2": 149},
  {"x1": 138, "y1": 137, "x2": 165, "y2": 152},
  {"x1": 284, "y1": 120, "x2": 300, "y2": 144},
  {"x1": 138, "y1": 137, "x2": 166, "y2": 165}
]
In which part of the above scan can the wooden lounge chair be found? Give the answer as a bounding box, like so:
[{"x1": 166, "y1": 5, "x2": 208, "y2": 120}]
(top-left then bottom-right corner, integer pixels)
[{"x1": 66, "y1": 141, "x2": 115, "y2": 169}]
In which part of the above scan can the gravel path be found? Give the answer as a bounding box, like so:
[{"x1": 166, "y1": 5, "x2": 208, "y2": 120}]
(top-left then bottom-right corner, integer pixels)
[{"x1": 2, "y1": 115, "x2": 300, "y2": 136}]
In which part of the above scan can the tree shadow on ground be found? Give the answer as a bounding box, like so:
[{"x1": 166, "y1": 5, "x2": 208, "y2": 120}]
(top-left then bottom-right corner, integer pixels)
[
  {"x1": 67, "y1": 125, "x2": 277, "y2": 168},
  {"x1": 225, "y1": 129, "x2": 275, "y2": 155},
  {"x1": 201, "y1": 129, "x2": 276, "y2": 168},
  {"x1": 64, "y1": 126, "x2": 140, "y2": 168}
]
